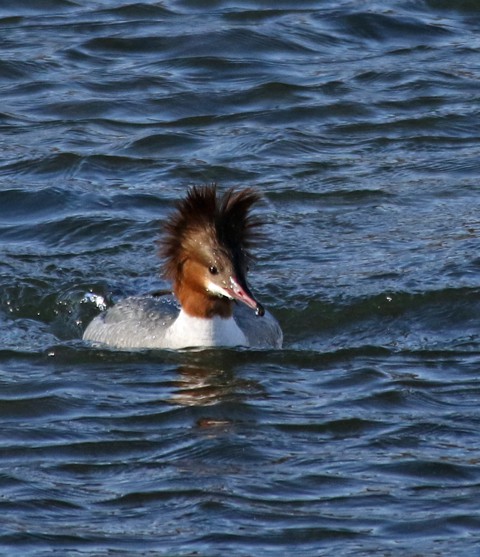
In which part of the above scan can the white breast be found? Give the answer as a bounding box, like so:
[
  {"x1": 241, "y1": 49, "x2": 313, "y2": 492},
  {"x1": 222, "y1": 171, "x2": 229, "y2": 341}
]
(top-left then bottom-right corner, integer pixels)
[{"x1": 164, "y1": 309, "x2": 248, "y2": 349}]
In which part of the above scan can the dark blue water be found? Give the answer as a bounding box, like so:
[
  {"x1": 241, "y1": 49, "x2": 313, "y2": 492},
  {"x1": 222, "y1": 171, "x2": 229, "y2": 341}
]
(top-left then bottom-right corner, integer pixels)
[{"x1": 1, "y1": 1, "x2": 480, "y2": 555}]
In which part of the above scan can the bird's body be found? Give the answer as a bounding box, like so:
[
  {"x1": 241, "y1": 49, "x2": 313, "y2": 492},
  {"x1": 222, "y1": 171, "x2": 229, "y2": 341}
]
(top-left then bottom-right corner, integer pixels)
[{"x1": 83, "y1": 185, "x2": 282, "y2": 350}]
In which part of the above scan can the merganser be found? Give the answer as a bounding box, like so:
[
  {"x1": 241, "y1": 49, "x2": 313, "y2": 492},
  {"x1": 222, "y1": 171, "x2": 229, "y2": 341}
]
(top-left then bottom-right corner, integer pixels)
[{"x1": 83, "y1": 185, "x2": 283, "y2": 350}]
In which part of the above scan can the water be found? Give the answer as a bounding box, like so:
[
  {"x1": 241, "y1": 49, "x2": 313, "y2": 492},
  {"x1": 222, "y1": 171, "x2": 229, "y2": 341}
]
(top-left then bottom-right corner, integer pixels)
[{"x1": 1, "y1": 1, "x2": 480, "y2": 555}]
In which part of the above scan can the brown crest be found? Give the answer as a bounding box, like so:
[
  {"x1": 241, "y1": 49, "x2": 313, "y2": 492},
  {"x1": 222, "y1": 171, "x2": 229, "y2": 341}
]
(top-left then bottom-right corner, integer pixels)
[{"x1": 160, "y1": 184, "x2": 263, "y2": 282}]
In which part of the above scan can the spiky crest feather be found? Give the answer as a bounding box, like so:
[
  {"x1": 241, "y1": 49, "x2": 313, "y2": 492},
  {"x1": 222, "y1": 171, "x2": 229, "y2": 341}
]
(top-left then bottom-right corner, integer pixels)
[{"x1": 160, "y1": 185, "x2": 263, "y2": 282}]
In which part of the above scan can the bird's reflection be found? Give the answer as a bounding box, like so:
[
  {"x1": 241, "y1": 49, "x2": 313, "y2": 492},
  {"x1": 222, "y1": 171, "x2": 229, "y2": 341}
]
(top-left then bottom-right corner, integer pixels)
[
  {"x1": 170, "y1": 365, "x2": 235, "y2": 407},
  {"x1": 168, "y1": 362, "x2": 262, "y2": 410}
]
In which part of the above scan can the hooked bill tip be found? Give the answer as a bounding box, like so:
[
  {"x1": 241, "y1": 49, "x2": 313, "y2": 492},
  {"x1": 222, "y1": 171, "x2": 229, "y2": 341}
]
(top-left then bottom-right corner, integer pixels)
[{"x1": 255, "y1": 303, "x2": 265, "y2": 317}]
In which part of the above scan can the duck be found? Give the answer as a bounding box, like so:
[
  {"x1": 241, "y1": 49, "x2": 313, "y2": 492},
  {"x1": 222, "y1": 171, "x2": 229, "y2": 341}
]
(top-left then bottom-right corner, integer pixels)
[{"x1": 82, "y1": 185, "x2": 283, "y2": 350}]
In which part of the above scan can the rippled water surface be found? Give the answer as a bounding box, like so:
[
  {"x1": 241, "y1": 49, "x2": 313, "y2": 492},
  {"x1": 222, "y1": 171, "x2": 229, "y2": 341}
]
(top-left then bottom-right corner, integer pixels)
[{"x1": 2, "y1": 1, "x2": 480, "y2": 555}]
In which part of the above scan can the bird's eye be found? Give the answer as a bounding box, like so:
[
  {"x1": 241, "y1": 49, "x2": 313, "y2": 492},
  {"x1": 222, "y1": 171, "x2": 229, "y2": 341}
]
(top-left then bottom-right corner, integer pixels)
[{"x1": 209, "y1": 265, "x2": 218, "y2": 275}]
